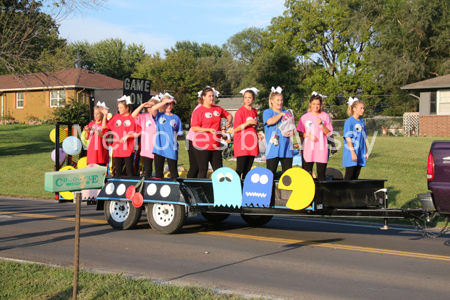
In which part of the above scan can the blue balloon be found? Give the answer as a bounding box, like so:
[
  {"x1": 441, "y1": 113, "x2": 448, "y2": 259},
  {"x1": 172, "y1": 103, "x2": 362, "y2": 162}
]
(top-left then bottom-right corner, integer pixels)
[{"x1": 62, "y1": 136, "x2": 82, "y2": 155}]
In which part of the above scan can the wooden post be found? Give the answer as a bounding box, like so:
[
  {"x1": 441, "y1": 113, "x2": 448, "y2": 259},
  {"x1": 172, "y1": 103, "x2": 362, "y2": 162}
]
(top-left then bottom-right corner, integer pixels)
[{"x1": 73, "y1": 192, "x2": 81, "y2": 300}]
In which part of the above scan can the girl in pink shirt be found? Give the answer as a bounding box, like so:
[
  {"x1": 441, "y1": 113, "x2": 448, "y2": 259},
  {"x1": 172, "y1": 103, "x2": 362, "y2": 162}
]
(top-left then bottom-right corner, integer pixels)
[
  {"x1": 297, "y1": 94, "x2": 333, "y2": 181},
  {"x1": 131, "y1": 96, "x2": 160, "y2": 177}
]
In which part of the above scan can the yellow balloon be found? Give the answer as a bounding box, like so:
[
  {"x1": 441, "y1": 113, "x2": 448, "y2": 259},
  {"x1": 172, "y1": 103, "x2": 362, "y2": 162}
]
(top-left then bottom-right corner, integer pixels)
[
  {"x1": 59, "y1": 191, "x2": 74, "y2": 200},
  {"x1": 59, "y1": 166, "x2": 75, "y2": 200},
  {"x1": 60, "y1": 166, "x2": 75, "y2": 171},
  {"x1": 49, "y1": 128, "x2": 66, "y2": 143},
  {"x1": 278, "y1": 168, "x2": 315, "y2": 210},
  {"x1": 77, "y1": 157, "x2": 87, "y2": 169}
]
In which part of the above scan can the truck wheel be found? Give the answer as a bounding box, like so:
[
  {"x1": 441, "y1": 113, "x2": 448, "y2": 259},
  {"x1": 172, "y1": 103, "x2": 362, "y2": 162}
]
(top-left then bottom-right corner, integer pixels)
[
  {"x1": 146, "y1": 203, "x2": 186, "y2": 234},
  {"x1": 201, "y1": 212, "x2": 230, "y2": 222},
  {"x1": 241, "y1": 215, "x2": 273, "y2": 227},
  {"x1": 104, "y1": 200, "x2": 142, "y2": 230}
]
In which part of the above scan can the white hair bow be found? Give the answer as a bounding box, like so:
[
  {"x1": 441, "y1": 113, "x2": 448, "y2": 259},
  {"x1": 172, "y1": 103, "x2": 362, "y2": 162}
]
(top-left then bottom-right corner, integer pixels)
[
  {"x1": 117, "y1": 95, "x2": 131, "y2": 105},
  {"x1": 271, "y1": 86, "x2": 283, "y2": 93},
  {"x1": 212, "y1": 88, "x2": 220, "y2": 97},
  {"x1": 312, "y1": 91, "x2": 327, "y2": 98},
  {"x1": 96, "y1": 101, "x2": 109, "y2": 110},
  {"x1": 239, "y1": 87, "x2": 260, "y2": 96},
  {"x1": 199, "y1": 87, "x2": 220, "y2": 98},
  {"x1": 150, "y1": 95, "x2": 161, "y2": 102},
  {"x1": 347, "y1": 97, "x2": 359, "y2": 106},
  {"x1": 159, "y1": 92, "x2": 177, "y2": 103}
]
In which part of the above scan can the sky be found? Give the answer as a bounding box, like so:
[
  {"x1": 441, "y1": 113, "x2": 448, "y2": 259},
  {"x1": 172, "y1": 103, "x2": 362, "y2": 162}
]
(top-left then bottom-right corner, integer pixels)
[{"x1": 57, "y1": 0, "x2": 286, "y2": 55}]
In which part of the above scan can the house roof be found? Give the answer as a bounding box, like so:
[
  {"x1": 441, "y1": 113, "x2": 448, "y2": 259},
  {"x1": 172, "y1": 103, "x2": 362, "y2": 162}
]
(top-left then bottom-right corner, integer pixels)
[
  {"x1": 0, "y1": 68, "x2": 157, "y2": 93},
  {"x1": 217, "y1": 97, "x2": 243, "y2": 110},
  {"x1": 401, "y1": 74, "x2": 450, "y2": 90}
]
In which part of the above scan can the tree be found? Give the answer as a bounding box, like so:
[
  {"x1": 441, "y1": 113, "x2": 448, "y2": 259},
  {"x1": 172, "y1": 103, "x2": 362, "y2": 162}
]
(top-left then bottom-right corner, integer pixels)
[
  {"x1": 369, "y1": 0, "x2": 450, "y2": 89},
  {"x1": 268, "y1": 0, "x2": 381, "y2": 99},
  {"x1": 69, "y1": 38, "x2": 146, "y2": 80},
  {"x1": 52, "y1": 98, "x2": 89, "y2": 124},
  {"x1": 132, "y1": 51, "x2": 214, "y2": 123},
  {"x1": 0, "y1": 0, "x2": 105, "y2": 76},
  {"x1": 224, "y1": 27, "x2": 265, "y2": 63},
  {"x1": 250, "y1": 45, "x2": 304, "y2": 118},
  {"x1": 164, "y1": 41, "x2": 225, "y2": 59}
]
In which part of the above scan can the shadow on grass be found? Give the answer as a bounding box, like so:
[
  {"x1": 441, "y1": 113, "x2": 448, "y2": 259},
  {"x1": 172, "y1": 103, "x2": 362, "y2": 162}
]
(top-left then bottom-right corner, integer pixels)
[
  {"x1": 48, "y1": 287, "x2": 73, "y2": 300},
  {"x1": 0, "y1": 142, "x2": 54, "y2": 156}
]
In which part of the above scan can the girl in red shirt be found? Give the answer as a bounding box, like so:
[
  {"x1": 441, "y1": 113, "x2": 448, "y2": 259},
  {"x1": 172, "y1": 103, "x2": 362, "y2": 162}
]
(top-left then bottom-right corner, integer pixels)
[
  {"x1": 83, "y1": 106, "x2": 108, "y2": 166},
  {"x1": 233, "y1": 88, "x2": 259, "y2": 179},
  {"x1": 101, "y1": 96, "x2": 140, "y2": 177},
  {"x1": 191, "y1": 86, "x2": 232, "y2": 178}
]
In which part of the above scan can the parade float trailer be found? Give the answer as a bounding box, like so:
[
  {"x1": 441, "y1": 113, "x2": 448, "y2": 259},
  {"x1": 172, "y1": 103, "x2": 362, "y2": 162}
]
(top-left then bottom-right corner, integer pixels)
[
  {"x1": 89, "y1": 167, "x2": 428, "y2": 234},
  {"x1": 46, "y1": 123, "x2": 446, "y2": 236}
]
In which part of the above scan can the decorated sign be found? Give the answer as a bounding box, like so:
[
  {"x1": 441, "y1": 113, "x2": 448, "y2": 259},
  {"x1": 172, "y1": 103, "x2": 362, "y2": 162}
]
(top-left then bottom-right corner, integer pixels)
[
  {"x1": 97, "y1": 178, "x2": 185, "y2": 206},
  {"x1": 212, "y1": 167, "x2": 242, "y2": 208},
  {"x1": 123, "y1": 77, "x2": 152, "y2": 108},
  {"x1": 278, "y1": 168, "x2": 315, "y2": 210},
  {"x1": 45, "y1": 166, "x2": 107, "y2": 193},
  {"x1": 242, "y1": 167, "x2": 273, "y2": 207}
]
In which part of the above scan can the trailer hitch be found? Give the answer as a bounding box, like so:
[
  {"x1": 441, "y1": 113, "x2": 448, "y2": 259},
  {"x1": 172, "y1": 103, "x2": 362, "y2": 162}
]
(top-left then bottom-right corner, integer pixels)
[{"x1": 407, "y1": 200, "x2": 450, "y2": 238}]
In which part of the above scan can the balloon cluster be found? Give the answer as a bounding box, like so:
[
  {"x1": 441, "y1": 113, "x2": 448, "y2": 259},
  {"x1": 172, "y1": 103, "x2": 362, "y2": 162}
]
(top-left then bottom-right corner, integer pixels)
[
  {"x1": 49, "y1": 127, "x2": 91, "y2": 200},
  {"x1": 49, "y1": 128, "x2": 83, "y2": 162}
]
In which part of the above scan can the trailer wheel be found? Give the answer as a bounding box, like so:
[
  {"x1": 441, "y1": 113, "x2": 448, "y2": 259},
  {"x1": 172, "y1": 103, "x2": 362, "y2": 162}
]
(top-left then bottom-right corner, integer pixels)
[
  {"x1": 146, "y1": 203, "x2": 186, "y2": 234},
  {"x1": 241, "y1": 215, "x2": 273, "y2": 227},
  {"x1": 201, "y1": 212, "x2": 230, "y2": 222},
  {"x1": 104, "y1": 200, "x2": 142, "y2": 230}
]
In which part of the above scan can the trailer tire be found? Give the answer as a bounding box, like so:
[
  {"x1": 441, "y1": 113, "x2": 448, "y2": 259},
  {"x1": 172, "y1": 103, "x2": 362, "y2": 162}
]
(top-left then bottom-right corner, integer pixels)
[
  {"x1": 201, "y1": 212, "x2": 230, "y2": 222},
  {"x1": 104, "y1": 200, "x2": 142, "y2": 230},
  {"x1": 241, "y1": 215, "x2": 273, "y2": 227},
  {"x1": 146, "y1": 203, "x2": 186, "y2": 234}
]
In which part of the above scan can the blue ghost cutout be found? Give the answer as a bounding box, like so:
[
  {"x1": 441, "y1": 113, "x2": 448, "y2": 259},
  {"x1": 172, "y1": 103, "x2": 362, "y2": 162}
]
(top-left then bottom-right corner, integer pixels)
[
  {"x1": 212, "y1": 167, "x2": 242, "y2": 208},
  {"x1": 242, "y1": 167, "x2": 273, "y2": 207}
]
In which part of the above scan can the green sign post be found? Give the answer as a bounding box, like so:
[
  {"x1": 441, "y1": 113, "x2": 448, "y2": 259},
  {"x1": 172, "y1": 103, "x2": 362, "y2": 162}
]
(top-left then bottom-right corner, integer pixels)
[{"x1": 45, "y1": 166, "x2": 107, "y2": 300}]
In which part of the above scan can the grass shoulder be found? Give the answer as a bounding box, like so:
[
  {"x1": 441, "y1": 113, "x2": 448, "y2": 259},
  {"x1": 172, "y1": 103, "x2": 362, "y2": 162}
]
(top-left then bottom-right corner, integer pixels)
[{"x1": 0, "y1": 260, "x2": 258, "y2": 300}]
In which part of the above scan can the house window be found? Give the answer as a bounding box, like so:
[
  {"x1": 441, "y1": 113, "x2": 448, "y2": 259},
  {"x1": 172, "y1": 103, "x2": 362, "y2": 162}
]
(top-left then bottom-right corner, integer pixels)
[
  {"x1": 438, "y1": 90, "x2": 450, "y2": 115},
  {"x1": 16, "y1": 92, "x2": 24, "y2": 108},
  {"x1": 50, "y1": 90, "x2": 65, "y2": 107},
  {"x1": 430, "y1": 92, "x2": 436, "y2": 114}
]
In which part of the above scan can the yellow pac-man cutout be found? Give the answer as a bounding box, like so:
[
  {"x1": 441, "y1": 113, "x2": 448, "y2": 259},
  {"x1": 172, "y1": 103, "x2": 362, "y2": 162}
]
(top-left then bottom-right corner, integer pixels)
[
  {"x1": 49, "y1": 128, "x2": 66, "y2": 143},
  {"x1": 278, "y1": 168, "x2": 315, "y2": 210},
  {"x1": 77, "y1": 157, "x2": 87, "y2": 169},
  {"x1": 59, "y1": 166, "x2": 75, "y2": 200}
]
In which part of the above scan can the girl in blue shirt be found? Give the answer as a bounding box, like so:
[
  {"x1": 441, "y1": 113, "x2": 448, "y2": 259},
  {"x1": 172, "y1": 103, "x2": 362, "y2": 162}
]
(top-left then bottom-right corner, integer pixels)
[
  {"x1": 263, "y1": 86, "x2": 293, "y2": 176},
  {"x1": 342, "y1": 97, "x2": 368, "y2": 180},
  {"x1": 151, "y1": 94, "x2": 183, "y2": 178}
]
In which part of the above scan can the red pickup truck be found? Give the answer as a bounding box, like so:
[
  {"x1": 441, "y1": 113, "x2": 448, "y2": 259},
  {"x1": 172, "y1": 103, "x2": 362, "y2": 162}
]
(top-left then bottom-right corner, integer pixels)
[{"x1": 418, "y1": 141, "x2": 450, "y2": 216}]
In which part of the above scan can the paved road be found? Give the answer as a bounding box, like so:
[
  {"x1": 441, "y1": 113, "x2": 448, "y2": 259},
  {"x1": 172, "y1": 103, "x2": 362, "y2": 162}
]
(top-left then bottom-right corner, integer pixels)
[{"x1": 1, "y1": 197, "x2": 450, "y2": 299}]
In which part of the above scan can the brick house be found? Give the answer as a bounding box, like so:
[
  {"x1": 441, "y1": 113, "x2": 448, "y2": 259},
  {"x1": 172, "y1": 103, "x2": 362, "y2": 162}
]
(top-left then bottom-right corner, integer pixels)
[
  {"x1": 401, "y1": 74, "x2": 450, "y2": 137},
  {"x1": 0, "y1": 68, "x2": 124, "y2": 123}
]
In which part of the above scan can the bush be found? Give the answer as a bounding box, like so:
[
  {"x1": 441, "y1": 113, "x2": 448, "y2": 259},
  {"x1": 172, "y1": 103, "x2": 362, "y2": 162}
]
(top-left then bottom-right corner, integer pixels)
[
  {"x1": 52, "y1": 98, "x2": 89, "y2": 124},
  {"x1": 1, "y1": 113, "x2": 14, "y2": 120}
]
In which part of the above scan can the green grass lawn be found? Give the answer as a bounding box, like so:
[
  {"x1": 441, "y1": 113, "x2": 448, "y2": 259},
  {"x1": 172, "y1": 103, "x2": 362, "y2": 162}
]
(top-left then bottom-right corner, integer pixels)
[
  {"x1": 0, "y1": 124, "x2": 446, "y2": 209},
  {"x1": 0, "y1": 260, "x2": 252, "y2": 300}
]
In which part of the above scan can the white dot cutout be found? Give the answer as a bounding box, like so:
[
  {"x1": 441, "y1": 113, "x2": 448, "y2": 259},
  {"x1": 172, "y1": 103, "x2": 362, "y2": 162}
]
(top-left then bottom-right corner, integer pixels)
[
  {"x1": 160, "y1": 185, "x2": 171, "y2": 198},
  {"x1": 147, "y1": 183, "x2": 157, "y2": 196},
  {"x1": 116, "y1": 184, "x2": 126, "y2": 196}
]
